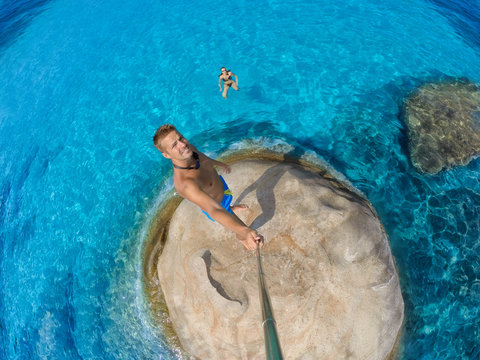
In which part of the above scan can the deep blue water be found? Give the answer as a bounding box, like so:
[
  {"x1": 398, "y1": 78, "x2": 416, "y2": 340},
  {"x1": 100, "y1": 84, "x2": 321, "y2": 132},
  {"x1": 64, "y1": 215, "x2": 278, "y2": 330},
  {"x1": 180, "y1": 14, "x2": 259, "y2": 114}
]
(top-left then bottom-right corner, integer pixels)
[{"x1": 0, "y1": 0, "x2": 479, "y2": 359}]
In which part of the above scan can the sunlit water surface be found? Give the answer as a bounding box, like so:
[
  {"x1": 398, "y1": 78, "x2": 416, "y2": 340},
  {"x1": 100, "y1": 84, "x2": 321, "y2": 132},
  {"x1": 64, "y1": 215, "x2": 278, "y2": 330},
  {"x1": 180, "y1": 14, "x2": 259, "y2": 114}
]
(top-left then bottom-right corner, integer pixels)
[{"x1": 1, "y1": 0, "x2": 479, "y2": 359}]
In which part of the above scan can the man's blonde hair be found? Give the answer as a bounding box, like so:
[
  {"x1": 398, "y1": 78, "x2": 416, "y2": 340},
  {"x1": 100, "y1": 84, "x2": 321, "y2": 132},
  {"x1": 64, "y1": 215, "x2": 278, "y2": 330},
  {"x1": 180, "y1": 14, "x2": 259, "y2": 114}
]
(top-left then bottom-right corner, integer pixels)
[{"x1": 153, "y1": 124, "x2": 177, "y2": 152}]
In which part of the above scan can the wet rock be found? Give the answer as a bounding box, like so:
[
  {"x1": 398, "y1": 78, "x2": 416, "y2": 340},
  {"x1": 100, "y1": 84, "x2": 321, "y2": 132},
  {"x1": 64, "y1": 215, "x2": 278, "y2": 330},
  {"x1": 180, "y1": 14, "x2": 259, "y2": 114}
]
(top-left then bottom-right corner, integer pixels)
[
  {"x1": 158, "y1": 159, "x2": 403, "y2": 359},
  {"x1": 405, "y1": 80, "x2": 480, "y2": 174}
]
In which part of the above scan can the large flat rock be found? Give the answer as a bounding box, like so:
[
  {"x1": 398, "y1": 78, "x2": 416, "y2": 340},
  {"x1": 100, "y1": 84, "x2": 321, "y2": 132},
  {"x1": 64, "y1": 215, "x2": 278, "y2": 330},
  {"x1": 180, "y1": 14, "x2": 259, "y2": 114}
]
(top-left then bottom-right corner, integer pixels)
[{"x1": 158, "y1": 159, "x2": 403, "y2": 359}]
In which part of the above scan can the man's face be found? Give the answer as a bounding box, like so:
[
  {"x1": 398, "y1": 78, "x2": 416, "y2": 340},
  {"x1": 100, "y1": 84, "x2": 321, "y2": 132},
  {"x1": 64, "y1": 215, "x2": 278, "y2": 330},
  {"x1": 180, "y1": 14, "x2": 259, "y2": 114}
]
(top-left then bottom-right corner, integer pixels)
[{"x1": 160, "y1": 131, "x2": 192, "y2": 160}]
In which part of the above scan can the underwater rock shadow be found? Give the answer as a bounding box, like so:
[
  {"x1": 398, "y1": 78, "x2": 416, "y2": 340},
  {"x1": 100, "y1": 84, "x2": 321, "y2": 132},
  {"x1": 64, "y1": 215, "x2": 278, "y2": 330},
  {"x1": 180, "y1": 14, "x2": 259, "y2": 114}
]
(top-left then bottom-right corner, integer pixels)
[{"x1": 0, "y1": 0, "x2": 53, "y2": 53}]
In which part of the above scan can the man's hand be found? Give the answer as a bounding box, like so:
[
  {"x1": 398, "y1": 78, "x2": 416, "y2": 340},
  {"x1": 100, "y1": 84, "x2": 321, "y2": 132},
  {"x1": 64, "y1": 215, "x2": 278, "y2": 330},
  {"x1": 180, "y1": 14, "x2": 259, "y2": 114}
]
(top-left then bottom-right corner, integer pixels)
[
  {"x1": 221, "y1": 164, "x2": 232, "y2": 174},
  {"x1": 237, "y1": 228, "x2": 264, "y2": 250},
  {"x1": 212, "y1": 160, "x2": 231, "y2": 173}
]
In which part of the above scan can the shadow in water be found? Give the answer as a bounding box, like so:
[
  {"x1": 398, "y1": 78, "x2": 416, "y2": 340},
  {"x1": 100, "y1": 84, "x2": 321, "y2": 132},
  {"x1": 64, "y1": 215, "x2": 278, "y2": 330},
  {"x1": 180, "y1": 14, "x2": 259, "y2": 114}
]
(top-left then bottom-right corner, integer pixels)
[
  {"x1": 0, "y1": 0, "x2": 52, "y2": 53},
  {"x1": 427, "y1": 0, "x2": 480, "y2": 51}
]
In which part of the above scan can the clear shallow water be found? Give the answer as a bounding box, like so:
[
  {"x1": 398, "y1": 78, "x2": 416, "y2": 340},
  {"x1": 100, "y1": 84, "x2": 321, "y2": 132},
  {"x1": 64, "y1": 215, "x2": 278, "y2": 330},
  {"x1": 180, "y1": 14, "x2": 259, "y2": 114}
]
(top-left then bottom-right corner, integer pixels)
[{"x1": 0, "y1": 0, "x2": 479, "y2": 359}]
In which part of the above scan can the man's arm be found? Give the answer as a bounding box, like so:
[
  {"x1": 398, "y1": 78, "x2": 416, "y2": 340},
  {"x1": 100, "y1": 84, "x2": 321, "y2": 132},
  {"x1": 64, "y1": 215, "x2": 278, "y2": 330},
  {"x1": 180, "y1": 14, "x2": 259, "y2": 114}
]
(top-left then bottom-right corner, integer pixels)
[
  {"x1": 180, "y1": 180, "x2": 262, "y2": 250},
  {"x1": 210, "y1": 158, "x2": 231, "y2": 173}
]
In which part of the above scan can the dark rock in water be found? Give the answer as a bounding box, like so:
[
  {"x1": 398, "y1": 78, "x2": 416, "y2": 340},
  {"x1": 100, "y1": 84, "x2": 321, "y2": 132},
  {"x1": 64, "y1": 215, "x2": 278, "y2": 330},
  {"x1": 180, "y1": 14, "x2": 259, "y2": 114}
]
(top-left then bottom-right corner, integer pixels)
[{"x1": 405, "y1": 80, "x2": 480, "y2": 174}]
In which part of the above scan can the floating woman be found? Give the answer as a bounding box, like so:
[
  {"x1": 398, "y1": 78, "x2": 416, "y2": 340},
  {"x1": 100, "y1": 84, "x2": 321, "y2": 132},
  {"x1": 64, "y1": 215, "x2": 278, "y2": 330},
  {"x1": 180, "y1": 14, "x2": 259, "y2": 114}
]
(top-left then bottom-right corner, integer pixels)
[{"x1": 218, "y1": 67, "x2": 239, "y2": 99}]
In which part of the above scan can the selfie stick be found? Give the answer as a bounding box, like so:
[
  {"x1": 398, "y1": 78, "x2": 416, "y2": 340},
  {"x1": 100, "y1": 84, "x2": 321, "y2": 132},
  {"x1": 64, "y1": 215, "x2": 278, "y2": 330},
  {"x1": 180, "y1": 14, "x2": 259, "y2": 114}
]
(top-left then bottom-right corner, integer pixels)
[{"x1": 256, "y1": 242, "x2": 283, "y2": 360}]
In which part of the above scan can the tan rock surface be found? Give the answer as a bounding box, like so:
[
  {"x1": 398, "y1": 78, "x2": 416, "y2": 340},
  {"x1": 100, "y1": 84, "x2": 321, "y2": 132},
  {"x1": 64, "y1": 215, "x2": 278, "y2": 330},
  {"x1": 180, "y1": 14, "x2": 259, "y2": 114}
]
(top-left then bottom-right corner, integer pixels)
[{"x1": 158, "y1": 159, "x2": 403, "y2": 359}]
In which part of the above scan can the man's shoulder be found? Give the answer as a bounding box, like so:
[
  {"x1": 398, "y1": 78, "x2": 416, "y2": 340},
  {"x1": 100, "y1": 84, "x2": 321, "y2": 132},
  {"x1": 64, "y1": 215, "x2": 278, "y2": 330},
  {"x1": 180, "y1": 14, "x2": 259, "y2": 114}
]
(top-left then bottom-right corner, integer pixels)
[{"x1": 173, "y1": 173, "x2": 199, "y2": 196}]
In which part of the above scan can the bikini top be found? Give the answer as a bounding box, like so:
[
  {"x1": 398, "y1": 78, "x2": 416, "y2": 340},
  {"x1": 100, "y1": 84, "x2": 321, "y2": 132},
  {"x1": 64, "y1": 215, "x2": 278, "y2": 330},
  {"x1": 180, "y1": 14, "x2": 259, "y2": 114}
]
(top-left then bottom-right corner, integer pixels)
[
  {"x1": 219, "y1": 70, "x2": 232, "y2": 81},
  {"x1": 173, "y1": 151, "x2": 200, "y2": 170}
]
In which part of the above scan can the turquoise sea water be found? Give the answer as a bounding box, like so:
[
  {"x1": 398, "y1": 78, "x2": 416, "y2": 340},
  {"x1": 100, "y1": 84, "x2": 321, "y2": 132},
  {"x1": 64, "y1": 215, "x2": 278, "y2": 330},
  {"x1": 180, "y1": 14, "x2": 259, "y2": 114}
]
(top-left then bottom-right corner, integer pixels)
[{"x1": 1, "y1": 0, "x2": 479, "y2": 359}]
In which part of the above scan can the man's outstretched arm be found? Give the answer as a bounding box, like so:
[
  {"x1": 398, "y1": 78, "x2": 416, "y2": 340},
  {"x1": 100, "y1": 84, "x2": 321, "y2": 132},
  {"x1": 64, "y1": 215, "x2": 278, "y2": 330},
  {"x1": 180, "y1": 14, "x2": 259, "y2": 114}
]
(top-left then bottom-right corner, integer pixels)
[{"x1": 180, "y1": 180, "x2": 263, "y2": 250}]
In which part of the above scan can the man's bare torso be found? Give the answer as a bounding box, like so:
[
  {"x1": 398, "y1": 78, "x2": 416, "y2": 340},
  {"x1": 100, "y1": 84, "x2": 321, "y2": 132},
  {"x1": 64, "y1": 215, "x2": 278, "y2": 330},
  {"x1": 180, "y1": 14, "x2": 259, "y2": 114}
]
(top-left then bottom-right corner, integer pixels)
[{"x1": 173, "y1": 150, "x2": 224, "y2": 204}]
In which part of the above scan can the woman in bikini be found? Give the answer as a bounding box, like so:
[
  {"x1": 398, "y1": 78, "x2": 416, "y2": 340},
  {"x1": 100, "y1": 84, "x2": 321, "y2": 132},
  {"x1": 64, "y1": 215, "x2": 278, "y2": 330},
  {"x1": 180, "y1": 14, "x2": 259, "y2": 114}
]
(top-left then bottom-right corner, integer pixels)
[{"x1": 218, "y1": 67, "x2": 239, "y2": 99}]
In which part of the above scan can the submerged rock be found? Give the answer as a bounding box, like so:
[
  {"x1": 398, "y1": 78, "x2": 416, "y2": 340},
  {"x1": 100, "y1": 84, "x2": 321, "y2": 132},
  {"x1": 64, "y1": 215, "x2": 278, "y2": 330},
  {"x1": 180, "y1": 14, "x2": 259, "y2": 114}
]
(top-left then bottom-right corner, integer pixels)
[
  {"x1": 157, "y1": 159, "x2": 403, "y2": 359},
  {"x1": 405, "y1": 80, "x2": 480, "y2": 174}
]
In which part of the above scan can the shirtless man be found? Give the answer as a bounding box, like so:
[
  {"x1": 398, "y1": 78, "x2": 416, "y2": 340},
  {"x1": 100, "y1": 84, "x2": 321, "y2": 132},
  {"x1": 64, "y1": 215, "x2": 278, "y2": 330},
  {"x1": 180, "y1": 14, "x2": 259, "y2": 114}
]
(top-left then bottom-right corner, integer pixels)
[
  {"x1": 153, "y1": 124, "x2": 263, "y2": 250},
  {"x1": 218, "y1": 67, "x2": 239, "y2": 99}
]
